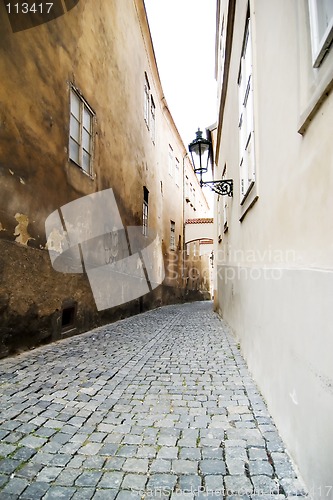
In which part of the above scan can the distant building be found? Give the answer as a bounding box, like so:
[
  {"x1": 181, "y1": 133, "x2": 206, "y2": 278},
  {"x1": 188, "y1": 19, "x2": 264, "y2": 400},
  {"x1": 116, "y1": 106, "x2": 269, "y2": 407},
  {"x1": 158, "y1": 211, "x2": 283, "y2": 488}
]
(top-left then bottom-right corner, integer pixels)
[
  {"x1": 0, "y1": 0, "x2": 210, "y2": 357},
  {"x1": 213, "y1": 0, "x2": 333, "y2": 495}
]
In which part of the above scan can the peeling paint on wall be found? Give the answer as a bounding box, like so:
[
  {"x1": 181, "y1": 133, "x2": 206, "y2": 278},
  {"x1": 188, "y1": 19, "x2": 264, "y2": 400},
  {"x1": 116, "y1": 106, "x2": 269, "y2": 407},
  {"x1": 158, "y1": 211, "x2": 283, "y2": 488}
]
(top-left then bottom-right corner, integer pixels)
[{"x1": 14, "y1": 213, "x2": 34, "y2": 246}]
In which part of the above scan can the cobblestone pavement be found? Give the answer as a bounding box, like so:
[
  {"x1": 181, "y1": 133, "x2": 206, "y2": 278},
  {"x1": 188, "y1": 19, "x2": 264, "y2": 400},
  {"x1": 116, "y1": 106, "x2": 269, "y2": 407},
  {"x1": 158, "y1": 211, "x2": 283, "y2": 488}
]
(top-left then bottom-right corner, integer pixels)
[{"x1": 0, "y1": 302, "x2": 308, "y2": 499}]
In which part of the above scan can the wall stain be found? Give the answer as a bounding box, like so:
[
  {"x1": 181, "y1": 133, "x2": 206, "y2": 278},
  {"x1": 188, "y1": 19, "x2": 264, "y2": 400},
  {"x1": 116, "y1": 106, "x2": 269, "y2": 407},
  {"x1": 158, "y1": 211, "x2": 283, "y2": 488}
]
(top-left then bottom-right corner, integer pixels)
[{"x1": 14, "y1": 213, "x2": 34, "y2": 246}]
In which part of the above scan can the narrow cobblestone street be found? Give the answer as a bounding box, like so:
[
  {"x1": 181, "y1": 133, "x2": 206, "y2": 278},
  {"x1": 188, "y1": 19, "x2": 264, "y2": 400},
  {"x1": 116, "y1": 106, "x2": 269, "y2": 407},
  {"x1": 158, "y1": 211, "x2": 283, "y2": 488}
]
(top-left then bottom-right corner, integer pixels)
[{"x1": 0, "y1": 302, "x2": 307, "y2": 499}]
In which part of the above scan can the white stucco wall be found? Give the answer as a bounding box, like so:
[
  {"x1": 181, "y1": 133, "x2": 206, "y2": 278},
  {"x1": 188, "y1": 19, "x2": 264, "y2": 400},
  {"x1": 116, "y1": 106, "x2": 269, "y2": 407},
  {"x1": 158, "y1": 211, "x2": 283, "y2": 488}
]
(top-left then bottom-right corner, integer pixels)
[{"x1": 214, "y1": 0, "x2": 333, "y2": 496}]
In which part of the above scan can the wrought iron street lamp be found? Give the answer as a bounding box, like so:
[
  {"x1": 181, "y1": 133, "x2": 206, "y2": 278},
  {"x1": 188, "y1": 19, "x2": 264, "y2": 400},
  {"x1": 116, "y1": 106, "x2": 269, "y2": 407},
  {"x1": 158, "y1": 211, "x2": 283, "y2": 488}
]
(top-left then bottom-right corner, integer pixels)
[{"x1": 189, "y1": 129, "x2": 233, "y2": 197}]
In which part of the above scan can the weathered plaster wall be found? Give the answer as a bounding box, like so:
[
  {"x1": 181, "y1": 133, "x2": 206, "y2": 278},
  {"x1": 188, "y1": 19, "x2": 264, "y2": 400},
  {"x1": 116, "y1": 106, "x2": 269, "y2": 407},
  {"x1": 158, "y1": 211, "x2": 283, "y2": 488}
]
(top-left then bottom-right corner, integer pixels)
[{"x1": 0, "y1": 0, "x2": 209, "y2": 357}]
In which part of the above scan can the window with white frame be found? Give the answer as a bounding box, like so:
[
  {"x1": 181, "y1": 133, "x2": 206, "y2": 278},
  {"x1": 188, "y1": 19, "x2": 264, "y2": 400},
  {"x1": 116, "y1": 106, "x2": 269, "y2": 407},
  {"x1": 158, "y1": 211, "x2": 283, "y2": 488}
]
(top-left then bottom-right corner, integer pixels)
[
  {"x1": 168, "y1": 145, "x2": 173, "y2": 177},
  {"x1": 69, "y1": 88, "x2": 94, "y2": 175},
  {"x1": 143, "y1": 187, "x2": 149, "y2": 236},
  {"x1": 175, "y1": 158, "x2": 180, "y2": 186},
  {"x1": 144, "y1": 73, "x2": 150, "y2": 127},
  {"x1": 238, "y1": 17, "x2": 255, "y2": 201},
  {"x1": 150, "y1": 96, "x2": 156, "y2": 142},
  {"x1": 170, "y1": 220, "x2": 175, "y2": 250},
  {"x1": 308, "y1": 0, "x2": 333, "y2": 67}
]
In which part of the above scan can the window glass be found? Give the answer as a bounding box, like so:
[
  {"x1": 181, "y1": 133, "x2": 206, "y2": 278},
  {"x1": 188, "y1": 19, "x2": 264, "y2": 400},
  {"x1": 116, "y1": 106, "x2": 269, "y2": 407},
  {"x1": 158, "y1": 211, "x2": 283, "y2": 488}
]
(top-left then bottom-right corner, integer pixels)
[
  {"x1": 238, "y1": 19, "x2": 255, "y2": 200},
  {"x1": 83, "y1": 107, "x2": 92, "y2": 131},
  {"x1": 82, "y1": 151, "x2": 91, "y2": 173},
  {"x1": 82, "y1": 129, "x2": 91, "y2": 151},
  {"x1": 309, "y1": 0, "x2": 333, "y2": 66},
  {"x1": 70, "y1": 115, "x2": 80, "y2": 141},
  {"x1": 69, "y1": 138, "x2": 80, "y2": 164},
  {"x1": 168, "y1": 147, "x2": 173, "y2": 176},
  {"x1": 175, "y1": 159, "x2": 180, "y2": 186},
  {"x1": 317, "y1": 0, "x2": 333, "y2": 39},
  {"x1": 70, "y1": 91, "x2": 80, "y2": 118},
  {"x1": 150, "y1": 97, "x2": 155, "y2": 142}
]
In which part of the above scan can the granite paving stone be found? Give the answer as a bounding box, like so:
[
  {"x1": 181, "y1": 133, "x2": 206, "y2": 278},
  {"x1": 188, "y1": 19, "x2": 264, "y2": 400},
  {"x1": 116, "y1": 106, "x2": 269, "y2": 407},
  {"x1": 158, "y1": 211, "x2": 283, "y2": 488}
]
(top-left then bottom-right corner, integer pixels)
[
  {"x1": 42, "y1": 486, "x2": 76, "y2": 499},
  {"x1": 92, "y1": 489, "x2": 118, "y2": 499},
  {"x1": 149, "y1": 458, "x2": 172, "y2": 473},
  {"x1": 0, "y1": 302, "x2": 308, "y2": 499},
  {"x1": 199, "y1": 459, "x2": 226, "y2": 475},
  {"x1": 36, "y1": 466, "x2": 63, "y2": 483},
  {"x1": 121, "y1": 473, "x2": 147, "y2": 490},
  {"x1": 75, "y1": 470, "x2": 103, "y2": 487},
  {"x1": 204, "y1": 474, "x2": 224, "y2": 492},
  {"x1": 20, "y1": 481, "x2": 50, "y2": 499},
  {"x1": 172, "y1": 459, "x2": 198, "y2": 475},
  {"x1": 252, "y1": 475, "x2": 280, "y2": 495},
  {"x1": 98, "y1": 471, "x2": 123, "y2": 488}
]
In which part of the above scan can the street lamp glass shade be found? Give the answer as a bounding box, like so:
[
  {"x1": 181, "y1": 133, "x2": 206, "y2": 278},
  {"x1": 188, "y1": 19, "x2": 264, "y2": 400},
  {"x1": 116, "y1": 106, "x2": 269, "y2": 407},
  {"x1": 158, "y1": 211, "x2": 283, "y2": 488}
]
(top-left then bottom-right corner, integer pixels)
[{"x1": 188, "y1": 128, "x2": 211, "y2": 174}]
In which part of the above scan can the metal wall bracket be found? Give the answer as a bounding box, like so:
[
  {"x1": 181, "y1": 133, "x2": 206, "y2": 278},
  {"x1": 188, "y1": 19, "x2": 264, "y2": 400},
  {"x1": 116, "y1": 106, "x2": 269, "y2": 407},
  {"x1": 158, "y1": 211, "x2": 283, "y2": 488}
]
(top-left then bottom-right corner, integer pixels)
[{"x1": 201, "y1": 179, "x2": 233, "y2": 197}]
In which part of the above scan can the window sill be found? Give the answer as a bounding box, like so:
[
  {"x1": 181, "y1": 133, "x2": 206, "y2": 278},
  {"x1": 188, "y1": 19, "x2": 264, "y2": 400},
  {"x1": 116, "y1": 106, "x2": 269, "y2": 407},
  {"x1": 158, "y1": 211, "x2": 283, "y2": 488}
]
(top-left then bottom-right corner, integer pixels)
[
  {"x1": 240, "y1": 180, "x2": 255, "y2": 205},
  {"x1": 298, "y1": 55, "x2": 333, "y2": 134},
  {"x1": 239, "y1": 181, "x2": 258, "y2": 222},
  {"x1": 69, "y1": 159, "x2": 94, "y2": 180}
]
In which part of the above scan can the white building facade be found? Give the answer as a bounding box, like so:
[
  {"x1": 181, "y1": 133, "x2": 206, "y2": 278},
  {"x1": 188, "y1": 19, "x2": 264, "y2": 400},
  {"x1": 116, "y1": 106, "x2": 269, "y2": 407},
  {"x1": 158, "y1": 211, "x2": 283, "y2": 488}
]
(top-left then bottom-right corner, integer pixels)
[{"x1": 213, "y1": 0, "x2": 333, "y2": 496}]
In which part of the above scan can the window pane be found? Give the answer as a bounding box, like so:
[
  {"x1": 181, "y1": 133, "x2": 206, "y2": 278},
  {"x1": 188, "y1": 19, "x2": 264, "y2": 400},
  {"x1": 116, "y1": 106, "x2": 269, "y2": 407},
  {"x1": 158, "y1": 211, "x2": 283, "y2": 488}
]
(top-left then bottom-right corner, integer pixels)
[
  {"x1": 83, "y1": 107, "x2": 92, "y2": 131},
  {"x1": 69, "y1": 138, "x2": 79, "y2": 164},
  {"x1": 82, "y1": 150, "x2": 91, "y2": 173},
  {"x1": 168, "y1": 149, "x2": 173, "y2": 176},
  {"x1": 70, "y1": 91, "x2": 80, "y2": 119},
  {"x1": 70, "y1": 115, "x2": 80, "y2": 141},
  {"x1": 82, "y1": 129, "x2": 91, "y2": 152},
  {"x1": 175, "y1": 161, "x2": 179, "y2": 186},
  {"x1": 144, "y1": 87, "x2": 149, "y2": 124},
  {"x1": 150, "y1": 101, "x2": 155, "y2": 141}
]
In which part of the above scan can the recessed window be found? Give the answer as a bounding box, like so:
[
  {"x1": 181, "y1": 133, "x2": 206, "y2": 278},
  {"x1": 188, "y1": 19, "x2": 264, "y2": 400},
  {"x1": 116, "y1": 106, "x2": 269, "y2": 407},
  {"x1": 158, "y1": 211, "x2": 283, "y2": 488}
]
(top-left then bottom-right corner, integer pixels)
[
  {"x1": 170, "y1": 220, "x2": 175, "y2": 250},
  {"x1": 175, "y1": 158, "x2": 180, "y2": 186},
  {"x1": 308, "y1": 0, "x2": 333, "y2": 67},
  {"x1": 185, "y1": 175, "x2": 190, "y2": 202},
  {"x1": 144, "y1": 72, "x2": 150, "y2": 127},
  {"x1": 238, "y1": 17, "x2": 255, "y2": 201},
  {"x1": 168, "y1": 145, "x2": 173, "y2": 177},
  {"x1": 69, "y1": 88, "x2": 94, "y2": 175},
  {"x1": 150, "y1": 96, "x2": 156, "y2": 142},
  {"x1": 144, "y1": 73, "x2": 156, "y2": 143}
]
